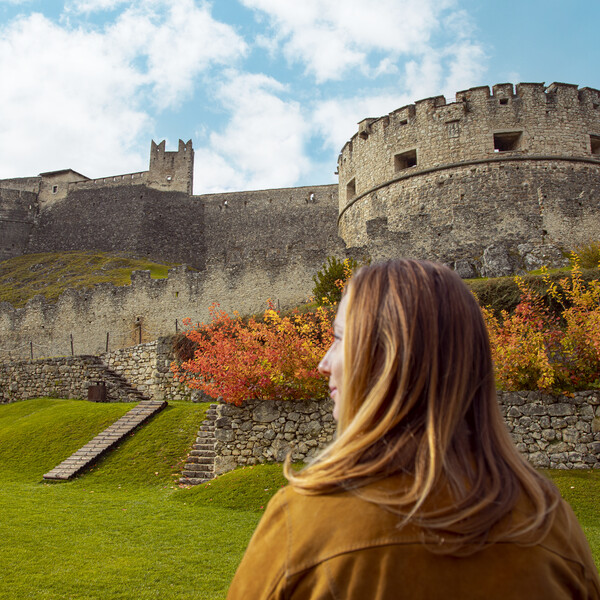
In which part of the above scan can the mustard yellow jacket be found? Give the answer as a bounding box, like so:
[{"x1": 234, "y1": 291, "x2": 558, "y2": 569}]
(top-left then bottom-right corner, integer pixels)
[{"x1": 228, "y1": 483, "x2": 600, "y2": 599}]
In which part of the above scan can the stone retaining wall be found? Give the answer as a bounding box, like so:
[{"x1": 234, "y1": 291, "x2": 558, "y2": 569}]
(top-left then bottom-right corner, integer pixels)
[
  {"x1": 213, "y1": 398, "x2": 336, "y2": 475},
  {"x1": 0, "y1": 337, "x2": 190, "y2": 403},
  {"x1": 499, "y1": 390, "x2": 600, "y2": 469},
  {"x1": 0, "y1": 355, "x2": 99, "y2": 402},
  {"x1": 101, "y1": 337, "x2": 190, "y2": 401},
  {"x1": 213, "y1": 391, "x2": 600, "y2": 474},
  {"x1": 0, "y1": 355, "x2": 145, "y2": 403}
]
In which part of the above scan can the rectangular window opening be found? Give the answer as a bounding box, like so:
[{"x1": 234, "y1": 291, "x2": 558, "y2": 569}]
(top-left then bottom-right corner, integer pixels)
[
  {"x1": 499, "y1": 98, "x2": 509, "y2": 105},
  {"x1": 494, "y1": 131, "x2": 522, "y2": 152},
  {"x1": 590, "y1": 135, "x2": 600, "y2": 156},
  {"x1": 399, "y1": 119, "x2": 408, "y2": 126},
  {"x1": 394, "y1": 149, "x2": 417, "y2": 172},
  {"x1": 346, "y1": 178, "x2": 356, "y2": 200},
  {"x1": 52, "y1": 185, "x2": 58, "y2": 194}
]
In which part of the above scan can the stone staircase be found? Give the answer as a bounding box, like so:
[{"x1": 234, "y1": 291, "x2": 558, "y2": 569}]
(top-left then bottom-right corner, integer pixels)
[
  {"x1": 43, "y1": 400, "x2": 167, "y2": 480},
  {"x1": 180, "y1": 404, "x2": 217, "y2": 485},
  {"x1": 85, "y1": 357, "x2": 150, "y2": 402}
]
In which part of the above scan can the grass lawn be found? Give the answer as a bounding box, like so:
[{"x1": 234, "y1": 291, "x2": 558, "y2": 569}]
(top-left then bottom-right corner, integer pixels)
[{"x1": 0, "y1": 398, "x2": 598, "y2": 599}]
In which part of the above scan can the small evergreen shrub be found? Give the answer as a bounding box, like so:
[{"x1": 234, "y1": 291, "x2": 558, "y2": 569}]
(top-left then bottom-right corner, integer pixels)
[{"x1": 312, "y1": 256, "x2": 359, "y2": 306}]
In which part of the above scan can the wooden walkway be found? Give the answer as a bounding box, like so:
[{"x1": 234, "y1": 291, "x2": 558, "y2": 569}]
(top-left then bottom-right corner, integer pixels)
[{"x1": 43, "y1": 400, "x2": 167, "y2": 481}]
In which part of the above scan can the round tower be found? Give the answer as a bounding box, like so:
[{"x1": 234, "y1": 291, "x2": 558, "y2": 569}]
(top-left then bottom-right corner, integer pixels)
[{"x1": 337, "y1": 83, "x2": 600, "y2": 272}]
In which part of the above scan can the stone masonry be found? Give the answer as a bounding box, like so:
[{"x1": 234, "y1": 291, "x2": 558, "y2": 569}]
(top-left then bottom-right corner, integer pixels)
[
  {"x1": 208, "y1": 391, "x2": 599, "y2": 478},
  {"x1": 499, "y1": 390, "x2": 600, "y2": 469},
  {"x1": 0, "y1": 355, "x2": 149, "y2": 403},
  {"x1": 0, "y1": 338, "x2": 189, "y2": 404},
  {"x1": 1, "y1": 344, "x2": 598, "y2": 473},
  {"x1": 338, "y1": 83, "x2": 600, "y2": 271}
]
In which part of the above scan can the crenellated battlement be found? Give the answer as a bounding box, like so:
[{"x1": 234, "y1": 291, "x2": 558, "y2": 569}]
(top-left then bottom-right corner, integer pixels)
[
  {"x1": 338, "y1": 82, "x2": 600, "y2": 214},
  {"x1": 341, "y1": 82, "x2": 600, "y2": 155}
]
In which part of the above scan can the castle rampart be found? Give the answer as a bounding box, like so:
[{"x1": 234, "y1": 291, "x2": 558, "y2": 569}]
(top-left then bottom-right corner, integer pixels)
[
  {"x1": 68, "y1": 170, "x2": 148, "y2": 192},
  {"x1": 338, "y1": 83, "x2": 600, "y2": 266},
  {"x1": 0, "y1": 182, "x2": 341, "y2": 358}
]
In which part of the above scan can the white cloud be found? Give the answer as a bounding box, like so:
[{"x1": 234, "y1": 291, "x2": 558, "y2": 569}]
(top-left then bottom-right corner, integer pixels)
[
  {"x1": 0, "y1": 2, "x2": 246, "y2": 179},
  {"x1": 441, "y1": 41, "x2": 487, "y2": 98},
  {"x1": 108, "y1": 0, "x2": 248, "y2": 108},
  {"x1": 0, "y1": 13, "x2": 149, "y2": 177},
  {"x1": 194, "y1": 71, "x2": 310, "y2": 193},
  {"x1": 65, "y1": 0, "x2": 129, "y2": 12},
  {"x1": 240, "y1": 0, "x2": 457, "y2": 82}
]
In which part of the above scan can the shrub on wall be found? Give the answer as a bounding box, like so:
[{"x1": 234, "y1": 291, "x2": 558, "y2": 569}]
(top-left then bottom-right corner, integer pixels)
[
  {"x1": 171, "y1": 303, "x2": 334, "y2": 405},
  {"x1": 173, "y1": 253, "x2": 598, "y2": 403},
  {"x1": 312, "y1": 256, "x2": 358, "y2": 306}
]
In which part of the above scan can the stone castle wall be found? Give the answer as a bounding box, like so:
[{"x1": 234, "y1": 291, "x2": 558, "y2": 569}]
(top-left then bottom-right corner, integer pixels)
[
  {"x1": 338, "y1": 83, "x2": 600, "y2": 270},
  {"x1": 68, "y1": 170, "x2": 148, "y2": 193},
  {"x1": 0, "y1": 181, "x2": 341, "y2": 359},
  {"x1": 0, "y1": 83, "x2": 598, "y2": 355},
  {"x1": 0, "y1": 188, "x2": 39, "y2": 261}
]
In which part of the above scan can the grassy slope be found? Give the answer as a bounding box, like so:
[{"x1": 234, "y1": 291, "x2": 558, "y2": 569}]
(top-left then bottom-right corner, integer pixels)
[
  {"x1": 0, "y1": 251, "x2": 182, "y2": 308},
  {"x1": 0, "y1": 399, "x2": 598, "y2": 600}
]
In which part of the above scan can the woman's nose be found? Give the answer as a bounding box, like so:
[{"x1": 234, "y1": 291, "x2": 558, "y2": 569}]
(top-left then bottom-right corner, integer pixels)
[{"x1": 318, "y1": 348, "x2": 331, "y2": 376}]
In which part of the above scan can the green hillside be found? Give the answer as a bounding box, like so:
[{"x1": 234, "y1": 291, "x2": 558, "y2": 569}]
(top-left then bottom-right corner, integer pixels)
[
  {"x1": 0, "y1": 399, "x2": 598, "y2": 599},
  {"x1": 0, "y1": 251, "x2": 182, "y2": 308}
]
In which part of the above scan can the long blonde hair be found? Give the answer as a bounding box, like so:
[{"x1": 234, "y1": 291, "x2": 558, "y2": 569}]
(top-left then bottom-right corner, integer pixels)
[{"x1": 286, "y1": 259, "x2": 559, "y2": 553}]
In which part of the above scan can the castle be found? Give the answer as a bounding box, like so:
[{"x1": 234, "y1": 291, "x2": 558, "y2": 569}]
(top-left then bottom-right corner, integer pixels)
[{"x1": 1, "y1": 81, "x2": 599, "y2": 359}]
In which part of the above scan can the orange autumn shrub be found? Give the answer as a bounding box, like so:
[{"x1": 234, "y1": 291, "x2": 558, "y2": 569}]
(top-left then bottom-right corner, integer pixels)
[
  {"x1": 483, "y1": 255, "x2": 600, "y2": 392},
  {"x1": 482, "y1": 278, "x2": 562, "y2": 391},
  {"x1": 544, "y1": 255, "x2": 600, "y2": 389},
  {"x1": 171, "y1": 302, "x2": 334, "y2": 405}
]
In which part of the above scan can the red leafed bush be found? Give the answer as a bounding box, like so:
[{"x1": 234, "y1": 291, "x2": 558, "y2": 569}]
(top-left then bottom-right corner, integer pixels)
[{"x1": 171, "y1": 303, "x2": 334, "y2": 405}]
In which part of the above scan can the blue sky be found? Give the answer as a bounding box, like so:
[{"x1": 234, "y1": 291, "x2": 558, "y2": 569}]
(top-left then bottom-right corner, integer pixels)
[{"x1": 1, "y1": 0, "x2": 598, "y2": 194}]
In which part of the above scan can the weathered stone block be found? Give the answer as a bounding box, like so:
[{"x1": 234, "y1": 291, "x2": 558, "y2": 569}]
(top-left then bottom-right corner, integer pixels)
[
  {"x1": 548, "y1": 403, "x2": 573, "y2": 417},
  {"x1": 253, "y1": 403, "x2": 280, "y2": 423}
]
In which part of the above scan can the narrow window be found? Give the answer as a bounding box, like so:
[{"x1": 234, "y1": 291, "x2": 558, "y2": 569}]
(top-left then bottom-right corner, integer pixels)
[
  {"x1": 394, "y1": 149, "x2": 417, "y2": 172},
  {"x1": 494, "y1": 131, "x2": 522, "y2": 152},
  {"x1": 52, "y1": 185, "x2": 58, "y2": 194},
  {"x1": 346, "y1": 178, "x2": 356, "y2": 200},
  {"x1": 399, "y1": 119, "x2": 408, "y2": 126},
  {"x1": 590, "y1": 135, "x2": 600, "y2": 156}
]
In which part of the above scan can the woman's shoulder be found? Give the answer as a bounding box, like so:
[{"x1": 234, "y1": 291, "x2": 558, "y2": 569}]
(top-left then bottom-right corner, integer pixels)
[
  {"x1": 275, "y1": 483, "x2": 423, "y2": 573},
  {"x1": 278, "y1": 485, "x2": 599, "y2": 597}
]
